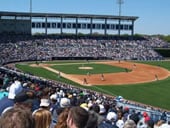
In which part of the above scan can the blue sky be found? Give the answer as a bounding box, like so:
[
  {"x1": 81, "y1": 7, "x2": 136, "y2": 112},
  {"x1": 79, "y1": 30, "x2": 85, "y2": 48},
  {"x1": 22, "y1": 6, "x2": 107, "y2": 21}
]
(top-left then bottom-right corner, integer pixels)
[{"x1": 0, "y1": 0, "x2": 170, "y2": 35}]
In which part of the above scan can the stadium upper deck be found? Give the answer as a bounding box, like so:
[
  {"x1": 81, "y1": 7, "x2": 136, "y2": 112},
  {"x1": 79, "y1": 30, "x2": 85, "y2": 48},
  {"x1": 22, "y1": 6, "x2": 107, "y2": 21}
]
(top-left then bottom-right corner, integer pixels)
[{"x1": 0, "y1": 11, "x2": 138, "y2": 35}]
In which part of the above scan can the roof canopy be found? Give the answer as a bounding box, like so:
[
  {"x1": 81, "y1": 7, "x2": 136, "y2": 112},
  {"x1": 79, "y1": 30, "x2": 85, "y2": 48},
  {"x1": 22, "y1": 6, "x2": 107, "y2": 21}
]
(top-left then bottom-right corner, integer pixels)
[{"x1": 0, "y1": 11, "x2": 138, "y2": 20}]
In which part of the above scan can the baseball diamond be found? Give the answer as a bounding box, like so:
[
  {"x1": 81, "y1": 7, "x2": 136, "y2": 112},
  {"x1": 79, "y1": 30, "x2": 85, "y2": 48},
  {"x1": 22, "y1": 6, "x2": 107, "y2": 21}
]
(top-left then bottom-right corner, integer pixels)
[{"x1": 30, "y1": 61, "x2": 170, "y2": 86}]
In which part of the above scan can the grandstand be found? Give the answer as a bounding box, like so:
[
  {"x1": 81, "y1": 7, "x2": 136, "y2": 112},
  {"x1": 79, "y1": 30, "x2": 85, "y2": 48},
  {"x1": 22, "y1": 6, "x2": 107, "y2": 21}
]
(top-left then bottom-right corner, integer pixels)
[
  {"x1": 0, "y1": 11, "x2": 138, "y2": 36},
  {"x1": 0, "y1": 11, "x2": 170, "y2": 128}
]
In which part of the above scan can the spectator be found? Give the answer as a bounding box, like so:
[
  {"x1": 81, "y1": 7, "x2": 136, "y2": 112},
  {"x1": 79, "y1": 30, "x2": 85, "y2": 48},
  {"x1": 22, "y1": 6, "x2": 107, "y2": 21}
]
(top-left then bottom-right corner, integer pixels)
[
  {"x1": 66, "y1": 106, "x2": 89, "y2": 128},
  {"x1": 123, "y1": 119, "x2": 136, "y2": 128},
  {"x1": 32, "y1": 109, "x2": 52, "y2": 128},
  {"x1": 53, "y1": 97, "x2": 71, "y2": 124},
  {"x1": 85, "y1": 111, "x2": 98, "y2": 128},
  {"x1": 0, "y1": 80, "x2": 23, "y2": 115},
  {"x1": 0, "y1": 107, "x2": 34, "y2": 128},
  {"x1": 8, "y1": 80, "x2": 23, "y2": 100},
  {"x1": 55, "y1": 107, "x2": 70, "y2": 128}
]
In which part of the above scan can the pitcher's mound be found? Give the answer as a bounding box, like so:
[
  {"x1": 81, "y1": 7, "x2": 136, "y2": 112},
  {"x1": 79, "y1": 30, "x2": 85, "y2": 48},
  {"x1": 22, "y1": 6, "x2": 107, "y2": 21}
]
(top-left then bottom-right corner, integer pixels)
[{"x1": 78, "y1": 67, "x2": 93, "y2": 70}]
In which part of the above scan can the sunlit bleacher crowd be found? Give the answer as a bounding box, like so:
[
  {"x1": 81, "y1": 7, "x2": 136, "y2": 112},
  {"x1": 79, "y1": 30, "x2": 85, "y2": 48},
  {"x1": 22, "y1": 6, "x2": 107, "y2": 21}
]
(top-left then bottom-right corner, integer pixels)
[
  {"x1": 0, "y1": 35, "x2": 169, "y2": 65},
  {"x1": 0, "y1": 35, "x2": 170, "y2": 128}
]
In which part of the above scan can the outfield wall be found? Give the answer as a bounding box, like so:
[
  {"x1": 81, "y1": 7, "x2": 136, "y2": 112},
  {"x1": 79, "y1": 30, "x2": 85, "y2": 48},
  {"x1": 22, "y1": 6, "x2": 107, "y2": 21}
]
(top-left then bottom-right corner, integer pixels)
[
  {"x1": 51, "y1": 56, "x2": 111, "y2": 60},
  {"x1": 155, "y1": 48, "x2": 170, "y2": 57},
  {"x1": 1, "y1": 57, "x2": 111, "y2": 65}
]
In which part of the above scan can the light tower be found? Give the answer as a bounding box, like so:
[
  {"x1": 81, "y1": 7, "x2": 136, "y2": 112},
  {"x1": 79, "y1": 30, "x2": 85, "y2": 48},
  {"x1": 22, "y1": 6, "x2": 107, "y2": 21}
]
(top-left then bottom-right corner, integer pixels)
[
  {"x1": 117, "y1": 0, "x2": 124, "y2": 36},
  {"x1": 117, "y1": 0, "x2": 124, "y2": 16},
  {"x1": 30, "y1": 0, "x2": 32, "y2": 14},
  {"x1": 30, "y1": 0, "x2": 32, "y2": 35}
]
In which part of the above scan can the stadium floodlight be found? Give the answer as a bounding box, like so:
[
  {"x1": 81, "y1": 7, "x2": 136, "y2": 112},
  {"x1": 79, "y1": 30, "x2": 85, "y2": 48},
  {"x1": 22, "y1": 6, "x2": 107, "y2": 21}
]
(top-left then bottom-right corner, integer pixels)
[
  {"x1": 30, "y1": 0, "x2": 32, "y2": 13},
  {"x1": 117, "y1": 0, "x2": 124, "y2": 16},
  {"x1": 30, "y1": 0, "x2": 33, "y2": 17}
]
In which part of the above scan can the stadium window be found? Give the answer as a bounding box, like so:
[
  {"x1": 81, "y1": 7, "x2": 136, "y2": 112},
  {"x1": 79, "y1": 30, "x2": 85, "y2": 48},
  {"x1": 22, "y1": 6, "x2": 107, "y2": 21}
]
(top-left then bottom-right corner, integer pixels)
[
  {"x1": 107, "y1": 24, "x2": 110, "y2": 29},
  {"x1": 57, "y1": 23, "x2": 61, "y2": 28},
  {"x1": 116, "y1": 24, "x2": 119, "y2": 30},
  {"x1": 32, "y1": 22, "x2": 35, "y2": 28},
  {"x1": 120, "y1": 25, "x2": 123, "y2": 30},
  {"x1": 124, "y1": 24, "x2": 128, "y2": 30},
  {"x1": 96, "y1": 24, "x2": 101, "y2": 29},
  {"x1": 82, "y1": 23, "x2": 87, "y2": 29},
  {"x1": 72, "y1": 23, "x2": 76, "y2": 28},
  {"x1": 52, "y1": 23, "x2": 56, "y2": 28},
  {"x1": 66, "y1": 23, "x2": 71, "y2": 29},
  {"x1": 123, "y1": 24, "x2": 125, "y2": 30},
  {"x1": 93, "y1": 24, "x2": 96, "y2": 29},
  {"x1": 110, "y1": 24, "x2": 115, "y2": 30},
  {"x1": 77, "y1": 23, "x2": 81, "y2": 29},
  {"x1": 42, "y1": 23, "x2": 45, "y2": 28},
  {"x1": 87, "y1": 24, "x2": 91, "y2": 29},
  {"x1": 129, "y1": 25, "x2": 133, "y2": 30},
  {"x1": 102, "y1": 24, "x2": 105, "y2": 29},
  {"x1": 36, "y1": 22, "x2": 41, "y2": 28},
  {"x1": 47, "y1": 23, "x2": 51, "y2": 28},
  {"x1": 63, "y1": 23, "x2": 66, "y2": 28}
]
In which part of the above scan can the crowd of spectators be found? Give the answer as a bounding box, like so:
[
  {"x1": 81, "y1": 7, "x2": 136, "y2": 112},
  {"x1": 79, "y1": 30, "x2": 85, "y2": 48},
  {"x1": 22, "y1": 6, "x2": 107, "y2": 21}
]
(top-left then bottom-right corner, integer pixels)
[
  {"x1": 0, "y1": 65, "x2": 170, "y2": 128},
  {"x1": 0, "y1": 35, "x2": 170, "y2": 128},
  {"x1": 144, "y1": 36, "x2": 170, "y2": 48},
  {"x1": 0, "y1": 35, "x2": 169, "y2": 65}
]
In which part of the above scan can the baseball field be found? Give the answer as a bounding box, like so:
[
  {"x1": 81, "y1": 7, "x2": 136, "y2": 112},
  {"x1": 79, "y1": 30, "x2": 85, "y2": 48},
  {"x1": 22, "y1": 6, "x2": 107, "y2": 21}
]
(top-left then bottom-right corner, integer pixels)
[{"x1": 16, "y1": 60, "x2": 170, "y2": 110}]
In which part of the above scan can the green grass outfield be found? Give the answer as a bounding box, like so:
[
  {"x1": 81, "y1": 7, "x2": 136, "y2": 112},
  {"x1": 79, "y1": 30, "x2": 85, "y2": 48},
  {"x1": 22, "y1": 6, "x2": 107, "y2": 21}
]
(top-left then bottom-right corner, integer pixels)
[{"x1": 16, "y1": 60, "x2": 170, "y2": 110}]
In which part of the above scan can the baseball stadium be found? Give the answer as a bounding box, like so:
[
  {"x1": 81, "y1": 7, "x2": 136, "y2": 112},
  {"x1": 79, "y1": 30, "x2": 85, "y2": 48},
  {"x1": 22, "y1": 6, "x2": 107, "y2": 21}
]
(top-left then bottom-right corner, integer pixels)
[{"x1": 0, "y1": 1, "x2": 170, "y2": 128}]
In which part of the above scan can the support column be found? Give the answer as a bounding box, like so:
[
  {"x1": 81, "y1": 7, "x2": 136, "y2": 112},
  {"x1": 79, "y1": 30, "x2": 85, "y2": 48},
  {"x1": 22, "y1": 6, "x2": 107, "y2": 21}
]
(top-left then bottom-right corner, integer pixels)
[
  {"x1": 76, "y1": 17, "x2": 78, "y2": 36},
  {"x1": 14, "y1": 16, "x2": 17, "y2": 34},
  {"x1": 118, "y1": 19, "x2": 121, "y2": 36},
  {"x1": 104, "y1": 18, "x2": 107, "y2": 36},
  {"x1": 30, "y1": 16, "x2": 32, "y2": 35},
  {"x1": 60, "y1": 17, "x2": 63, "y2": 35},
  {"x1": 90, "y1": 18, "x2": 93, "y2": 35},
  {"x1": 131, "y1": 20, "x2": 134, "y2": 36},
  {"x1": 45, "y1": 16, "x2": 47, "y2": 35},
  {"x1": 30, "y1": 0, "x2": 32, "y2": 35}
]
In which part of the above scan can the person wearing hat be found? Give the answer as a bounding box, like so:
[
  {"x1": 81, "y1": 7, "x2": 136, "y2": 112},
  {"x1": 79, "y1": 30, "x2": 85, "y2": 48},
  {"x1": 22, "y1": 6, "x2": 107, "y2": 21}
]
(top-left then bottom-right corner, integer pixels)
[
  {"x1": 8, "y1": 80, "x2": 23, "y2": 100},
  {"x1": 32, "y1": 98, "x2": 50, "y2": 115},
  {"x1": 123, "y1": 119, "x2": 136, "y2": 128},
  {"x1": 0, "y1": 80, "x2": 23, "y2": 115},
  {"x1": 104, "y1": 112, "x2": 119, "y2": 128},
  {"x1": 1, "y1": 89, "x2": 34, "y2": 115},
  {"x1": 51, "y1": 97, "x2": 71, "y2": 126},
  {"x1": 80, "y1": 103, "x2": 89, "y2": 111},
  {"x1": 60, "y1": 97, "x2": 71, "y2": 108},
  {"x1": 50, "y1": 93, "x2": 59, "y2": 127},
  {"x1": 116, "y1": 119, "x2": 124, "y2": 128},
  {"x1": 39, "y1": 98, "x2": 50, "y2": 109}
]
